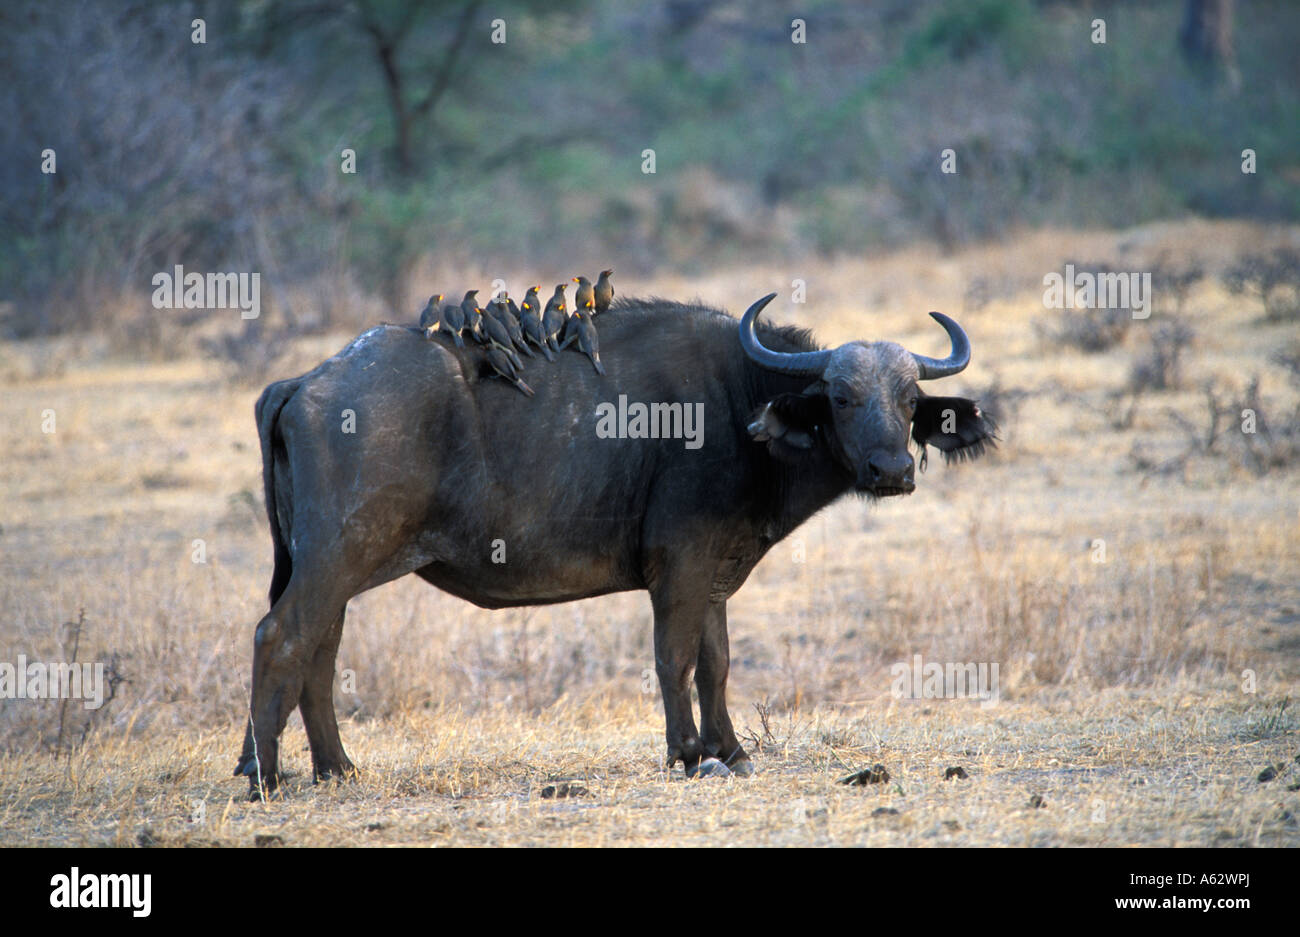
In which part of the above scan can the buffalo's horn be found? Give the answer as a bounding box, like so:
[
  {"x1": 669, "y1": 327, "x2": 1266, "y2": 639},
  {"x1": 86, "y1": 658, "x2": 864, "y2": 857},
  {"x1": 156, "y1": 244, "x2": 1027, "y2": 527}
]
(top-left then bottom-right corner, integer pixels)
[
  {"x1": 911, "y1": 312, "x2": 970, "y2": 380},
  {"x1": 739, "y1": 293, "x2": 831, "y2": 377}
]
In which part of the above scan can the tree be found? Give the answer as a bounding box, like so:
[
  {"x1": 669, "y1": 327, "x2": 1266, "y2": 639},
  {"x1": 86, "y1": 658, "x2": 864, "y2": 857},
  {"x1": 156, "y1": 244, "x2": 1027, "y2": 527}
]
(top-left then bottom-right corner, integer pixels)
[
  {"x1": 259, "y1": 0, "x2": 576, "y2": 177},
  {"x1": 354, "y1": 0, "x2": 483, "y2": 176},
  {"x1": 1179, "y1": 0, "x2": 1240, "y2": 90}
]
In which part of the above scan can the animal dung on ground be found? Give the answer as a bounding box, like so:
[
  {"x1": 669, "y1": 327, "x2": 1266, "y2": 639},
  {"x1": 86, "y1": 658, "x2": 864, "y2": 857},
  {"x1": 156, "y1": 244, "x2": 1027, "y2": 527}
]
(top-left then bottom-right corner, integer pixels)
[
  {"x1": 540, "y1": 781, "x2": 589, "y2": 799},
  {"x1": 840, "y1": 764, "x2": 890, "y2": 786}
]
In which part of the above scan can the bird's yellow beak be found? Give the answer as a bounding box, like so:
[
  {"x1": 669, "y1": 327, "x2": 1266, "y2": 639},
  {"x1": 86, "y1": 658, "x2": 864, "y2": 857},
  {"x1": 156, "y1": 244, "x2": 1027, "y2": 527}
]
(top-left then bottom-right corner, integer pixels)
[{"x1": 572, "y1": 277, "x2": 580, "y2": 283}]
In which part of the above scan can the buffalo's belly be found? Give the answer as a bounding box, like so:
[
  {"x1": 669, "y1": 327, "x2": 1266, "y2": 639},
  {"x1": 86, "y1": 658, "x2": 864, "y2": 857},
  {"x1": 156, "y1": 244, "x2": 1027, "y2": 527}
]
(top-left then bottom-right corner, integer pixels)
[
  {"x1": 364, "y1": 515, "x2": 643, "y2": 608},
  {"x1": 413, "y1": 558, "x2": 642, "y2": 609}
]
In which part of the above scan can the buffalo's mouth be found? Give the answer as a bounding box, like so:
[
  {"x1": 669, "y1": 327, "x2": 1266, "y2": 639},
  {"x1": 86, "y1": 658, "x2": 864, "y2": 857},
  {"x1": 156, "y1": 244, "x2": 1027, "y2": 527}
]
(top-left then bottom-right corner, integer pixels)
[
  {"x1": 856, "y1": 480, "x2": 915, "y2": 498},
  {"x1": 870, "y1": 484, "x2": 913, "y2": 498}
]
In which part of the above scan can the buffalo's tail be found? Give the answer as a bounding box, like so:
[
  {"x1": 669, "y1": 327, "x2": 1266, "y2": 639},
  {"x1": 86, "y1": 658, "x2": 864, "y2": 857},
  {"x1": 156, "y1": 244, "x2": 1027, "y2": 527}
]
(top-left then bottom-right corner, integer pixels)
[{"x1": 254, "y1": 380, "x2": 299, "y2": 608}]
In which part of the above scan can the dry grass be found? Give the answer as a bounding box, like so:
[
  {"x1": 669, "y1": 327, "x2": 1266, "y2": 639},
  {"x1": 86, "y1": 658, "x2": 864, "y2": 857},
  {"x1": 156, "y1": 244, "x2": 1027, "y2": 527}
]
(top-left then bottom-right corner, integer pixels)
[
  {"x1": 2, "y1": 219, "x2": 1298, "y2": 846},
  {"x1": 3, "y1": 693, "x2": 1297, "y2": 848}
]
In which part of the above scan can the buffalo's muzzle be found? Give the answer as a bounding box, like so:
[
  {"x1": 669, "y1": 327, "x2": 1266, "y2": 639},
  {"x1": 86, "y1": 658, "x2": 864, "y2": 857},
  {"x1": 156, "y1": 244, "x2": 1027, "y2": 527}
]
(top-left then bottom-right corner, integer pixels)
[{"x1": 861, "y1": 452, "x2": 915, "y2": 496}]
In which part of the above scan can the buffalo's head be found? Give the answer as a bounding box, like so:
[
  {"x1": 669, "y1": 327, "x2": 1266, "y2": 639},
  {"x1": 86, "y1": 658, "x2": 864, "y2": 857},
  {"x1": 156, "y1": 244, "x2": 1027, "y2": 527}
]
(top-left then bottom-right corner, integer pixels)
[{"x1": 742, "y1": 293, "x2": 997, "y2": 497}]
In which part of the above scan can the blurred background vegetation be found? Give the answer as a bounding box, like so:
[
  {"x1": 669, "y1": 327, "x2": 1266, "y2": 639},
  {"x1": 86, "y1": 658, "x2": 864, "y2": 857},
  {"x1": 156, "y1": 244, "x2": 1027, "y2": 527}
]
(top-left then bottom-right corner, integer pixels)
[{"x1": 1, "y1": 0, "x2": 1296, "y2": 340}]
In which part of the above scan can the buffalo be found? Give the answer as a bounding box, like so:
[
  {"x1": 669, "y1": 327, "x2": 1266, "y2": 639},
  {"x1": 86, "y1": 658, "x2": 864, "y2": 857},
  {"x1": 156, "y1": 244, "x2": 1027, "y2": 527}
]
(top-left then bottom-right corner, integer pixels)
[{"x1": 235, "y1": 292, "x2": 996, "y2": 793}]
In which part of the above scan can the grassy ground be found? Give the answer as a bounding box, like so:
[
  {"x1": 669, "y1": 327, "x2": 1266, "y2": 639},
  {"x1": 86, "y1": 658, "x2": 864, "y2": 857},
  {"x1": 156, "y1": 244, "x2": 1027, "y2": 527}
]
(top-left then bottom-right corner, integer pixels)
[{"x1": 1, "y1": 219, "x2": 1298, "y2": 846}]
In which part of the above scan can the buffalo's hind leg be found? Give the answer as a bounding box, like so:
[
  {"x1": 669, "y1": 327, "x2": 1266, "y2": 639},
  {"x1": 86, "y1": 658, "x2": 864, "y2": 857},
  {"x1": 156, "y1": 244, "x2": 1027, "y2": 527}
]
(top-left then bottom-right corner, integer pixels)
[
  {"x1": 696, "y1": 602, "x2": 754, "y2": 777},
  {"x1": 298, "y1": 607, "x2": 356, "y2": 783},
  {"x1": 234, "y1": 562, "x2": 354, "y2": 798}
]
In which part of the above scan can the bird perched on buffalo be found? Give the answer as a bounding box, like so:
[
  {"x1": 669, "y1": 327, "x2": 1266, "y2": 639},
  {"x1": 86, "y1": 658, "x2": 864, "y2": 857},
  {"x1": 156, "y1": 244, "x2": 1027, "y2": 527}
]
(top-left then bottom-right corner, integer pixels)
[
  {"x1": 439, "y1": 300, "x2": 465, "y2": 348},
  {"x1": 594, "y1": 269, "x2": 614, "y2": 315},
  {"x1": 418, "y1": 294, "x2": 440, "y2": 332},
  {"x1": 521, "y1": 285, "x2": 543, "y2": 316},
  {"x1": 595, "y1": 269, "x2": 613, "y2": 315},
  {"x1": 518, "y1": 286, "x2": 555, "y2": 361},
  {"x1": 463, "y1": 303, "x2": 486, "y2": 344},
  {"x1": 418, "y1": 294, "x2": 443, "y2": 334},
  {"x1": 479, "y1": 300, "x2": 524, "y2": 369},
  {"x1": 542, "y1": 283, "x2": 568, "y2": 353},
  {"x1": 560, "y1": 302, "x2": 605, "y2": 375},
  {"x1": 484, "y1": 343, "x2": 534, "y2": 397},
  {"x1": 573, "y1": 275, "x2": 595, "y2": 314},
  {"x1": 559, "y1": 298, "x2": 582, "y2": 348},
  {"x1": 460, "y1": 290, "x2": 482, "y2": 324},
  {"x1": 460, "y1": 291, "x2": 489, "y2": 345},
  {"x1": 491, "y1": 296, "x2": 534, "y2": 358}
]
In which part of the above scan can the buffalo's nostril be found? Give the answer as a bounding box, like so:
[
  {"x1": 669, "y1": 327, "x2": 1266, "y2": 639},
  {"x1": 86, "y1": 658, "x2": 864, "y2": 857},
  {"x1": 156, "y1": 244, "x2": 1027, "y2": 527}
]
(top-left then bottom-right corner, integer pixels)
[{"x1": 862, "y1": 451, "x2": 916, "y2": 494}]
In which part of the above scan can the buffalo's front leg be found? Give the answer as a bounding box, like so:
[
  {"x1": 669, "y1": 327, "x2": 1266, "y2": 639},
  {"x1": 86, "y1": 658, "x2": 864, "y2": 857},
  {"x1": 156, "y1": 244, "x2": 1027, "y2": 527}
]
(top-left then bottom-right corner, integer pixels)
[
  {"x1": 652, "y1": 576, "x2": 721, "y2": 777},
  {"x1": 696, "y1": 602, "x2": 754, "y2": 777}
]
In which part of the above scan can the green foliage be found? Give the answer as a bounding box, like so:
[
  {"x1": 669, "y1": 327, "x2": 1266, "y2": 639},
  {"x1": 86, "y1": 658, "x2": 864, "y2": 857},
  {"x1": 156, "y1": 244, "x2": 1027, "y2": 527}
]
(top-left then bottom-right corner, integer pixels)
[
  {"x1": 1, "y1": 0, "x2": 1297, "y2": 338},
  {"x1": 902, "y1": 0, "x2": 1037, "y2": 70}
]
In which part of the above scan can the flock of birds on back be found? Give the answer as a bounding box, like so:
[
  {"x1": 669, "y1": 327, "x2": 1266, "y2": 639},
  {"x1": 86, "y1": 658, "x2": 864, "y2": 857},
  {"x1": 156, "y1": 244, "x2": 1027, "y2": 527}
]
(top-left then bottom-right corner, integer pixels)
[{"x1": 417, "y1": 270, "x2": 614, "y2": 396}]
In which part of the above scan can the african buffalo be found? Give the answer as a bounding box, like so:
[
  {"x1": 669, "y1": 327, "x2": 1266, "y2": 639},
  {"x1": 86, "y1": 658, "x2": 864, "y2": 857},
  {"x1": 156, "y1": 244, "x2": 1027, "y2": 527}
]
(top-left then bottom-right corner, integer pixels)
[{"x1": 236, "y1": 292, "x2": 996, "y2": 793}]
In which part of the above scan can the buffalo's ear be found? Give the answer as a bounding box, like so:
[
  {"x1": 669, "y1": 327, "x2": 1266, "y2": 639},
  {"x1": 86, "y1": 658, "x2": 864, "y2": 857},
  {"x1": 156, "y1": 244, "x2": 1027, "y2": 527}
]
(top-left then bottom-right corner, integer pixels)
[
  {"x1": 748, "y1": 393, "x2": 830, "y2": 457},
  {"x1": 912, "y1": 395, "x2": 998, "y2": 469}
]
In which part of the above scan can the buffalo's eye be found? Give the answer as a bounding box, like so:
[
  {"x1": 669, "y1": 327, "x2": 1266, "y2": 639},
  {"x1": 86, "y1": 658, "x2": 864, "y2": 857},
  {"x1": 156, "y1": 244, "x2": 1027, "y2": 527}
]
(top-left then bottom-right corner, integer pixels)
[
  {"x1": 908, "y1": 396, "x2": 918, "y2": 410},
  {"x1": 834, "y1": 396, "x2": 849, "y2": 409}
]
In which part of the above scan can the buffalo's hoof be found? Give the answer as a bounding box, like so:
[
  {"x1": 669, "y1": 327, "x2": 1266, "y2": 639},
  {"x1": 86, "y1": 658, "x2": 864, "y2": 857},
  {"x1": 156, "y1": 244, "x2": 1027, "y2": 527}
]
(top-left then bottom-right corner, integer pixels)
[
  {"x1": 727, "y1": 756, "x2": 756, "y2": 778},
  {"x1": 313, "y1": 762, "x2": 357, "y2": 784},
  {"x1": 247, "y1": 778, "x2": 287, "y2": 802},
  {"x1": 688, "y1": 757, "x2": 733, "y2": 779},
  {"x1": 235, "y1": 757, "x2": 282, "y2": 800}
]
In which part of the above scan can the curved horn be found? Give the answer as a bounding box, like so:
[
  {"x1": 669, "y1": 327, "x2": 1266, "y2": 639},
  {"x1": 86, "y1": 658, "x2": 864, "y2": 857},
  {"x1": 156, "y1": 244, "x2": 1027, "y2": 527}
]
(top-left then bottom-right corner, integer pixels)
[
  {"x1": 739, "y1": 293, "x2": 831, "y2": 377},
  {"x1": 911, "y1": 312, "x2": 970, "y2": 380}
]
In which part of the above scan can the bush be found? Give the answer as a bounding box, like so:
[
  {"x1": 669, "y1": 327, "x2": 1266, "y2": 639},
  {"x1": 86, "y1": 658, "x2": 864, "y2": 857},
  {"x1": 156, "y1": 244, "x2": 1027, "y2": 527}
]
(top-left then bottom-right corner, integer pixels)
[
  {"x1": 1151, "y1": 258, "x2": 1205, "y2": 316},
  {"x1": 1129, "y1": 321, "x2": 1195, "y2": 392},
  {"x1": 1038, "y1": 262, "x2": 1136, "y2": 353},
  {"x1": 1224, "y1": 249, "x2": 1300, "y2": 322}
]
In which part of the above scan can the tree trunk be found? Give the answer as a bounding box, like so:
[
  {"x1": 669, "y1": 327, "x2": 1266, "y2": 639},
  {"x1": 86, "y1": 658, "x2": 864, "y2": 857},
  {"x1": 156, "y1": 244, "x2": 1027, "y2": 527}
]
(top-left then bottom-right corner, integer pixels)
[{"x1": 1179, "y1": 0, "x2": 1240, "y2": 89}]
